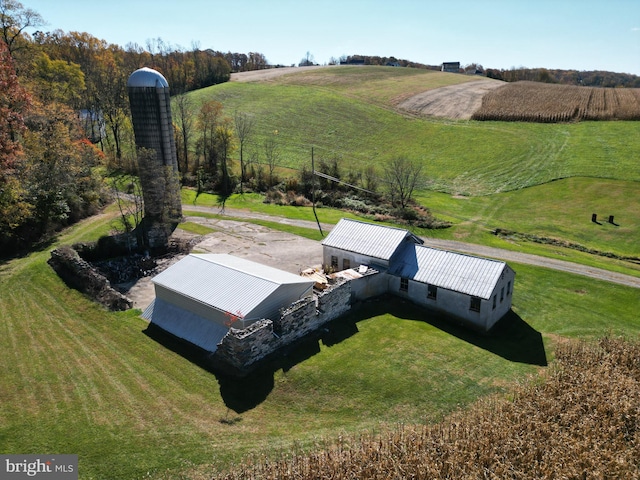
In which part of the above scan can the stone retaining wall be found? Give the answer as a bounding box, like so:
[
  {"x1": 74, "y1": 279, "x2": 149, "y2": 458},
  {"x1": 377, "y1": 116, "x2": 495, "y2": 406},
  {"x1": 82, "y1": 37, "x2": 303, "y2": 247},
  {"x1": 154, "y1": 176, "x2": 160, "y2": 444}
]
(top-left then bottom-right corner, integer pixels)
[
  {"x1": 214, "y1": 279, "x2": 351, "y2": 373},
  {"x1": 48, "y1": 245, "x2": 133, "y2": 311}
]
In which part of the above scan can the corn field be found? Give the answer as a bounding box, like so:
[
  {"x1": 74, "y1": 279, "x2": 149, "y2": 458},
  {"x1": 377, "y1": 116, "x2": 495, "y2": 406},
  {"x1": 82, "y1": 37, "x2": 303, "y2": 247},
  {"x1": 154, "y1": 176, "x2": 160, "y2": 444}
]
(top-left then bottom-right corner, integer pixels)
[
  {"x1": 214, "y1": 336, "x2": 640, "y2": 479},
  {"x1": 472, "y1": 81, "x2": 640, "y2": 122}
]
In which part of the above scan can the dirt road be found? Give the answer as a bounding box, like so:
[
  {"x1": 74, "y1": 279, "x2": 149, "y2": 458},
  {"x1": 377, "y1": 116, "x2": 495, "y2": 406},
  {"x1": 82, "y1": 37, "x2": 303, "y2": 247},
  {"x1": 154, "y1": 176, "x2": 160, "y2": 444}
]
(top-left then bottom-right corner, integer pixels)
[
  {"x1": 128, "y1": 207, "x2": 638, "y2": 309},
  {"x1": 230, "y1": 65, "x2": 334, "y2": 82},
  {"x1": 185, "y1": 206, "x2": 640, "y2": 290}
]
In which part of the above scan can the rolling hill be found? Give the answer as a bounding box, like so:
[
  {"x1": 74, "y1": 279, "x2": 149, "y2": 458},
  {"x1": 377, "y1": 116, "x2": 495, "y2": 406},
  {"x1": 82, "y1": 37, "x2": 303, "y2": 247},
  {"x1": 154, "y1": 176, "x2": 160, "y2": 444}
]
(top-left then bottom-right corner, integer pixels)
[
  {"x1": 0, "y1": 65, "x2": 638, "y2": 479},
  {"x1": 191, "y1": 66, "x2": 640, "y2": 197}
]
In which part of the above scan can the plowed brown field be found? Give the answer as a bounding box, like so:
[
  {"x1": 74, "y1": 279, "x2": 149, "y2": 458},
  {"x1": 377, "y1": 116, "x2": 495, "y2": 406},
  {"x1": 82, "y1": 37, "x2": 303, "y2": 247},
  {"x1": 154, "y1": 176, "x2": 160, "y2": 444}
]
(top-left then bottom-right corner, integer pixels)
[{"x1": 397, "y1": 79, "x2": 505, "y2": 119}]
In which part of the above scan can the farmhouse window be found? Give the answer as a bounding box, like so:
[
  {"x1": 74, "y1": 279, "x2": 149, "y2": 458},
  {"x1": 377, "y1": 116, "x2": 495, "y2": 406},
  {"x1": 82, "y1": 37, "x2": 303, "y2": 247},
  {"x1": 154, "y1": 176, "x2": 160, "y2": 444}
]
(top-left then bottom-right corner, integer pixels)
[
  {"x1": 493, "y1": 295, "x2": 496, "y2": 310},
  {"x1": 343, "y1": 258, "x2": 351, "y2": 270},
  {"x1": 331, "y1": 256, "x2": 338, "y2": 269},
  {"x1": 500, "y1": 287, "x2": 504, "y2": 302},
  {"x1": 400, "y1": 277, "x2": 409, "y2": 292},
  {"x1": 470, "y1": 296, "x2": 481, "y2": 313},
  {"x1": 507, "y1": 281, "x2": 511, "y2": 296},
  {"x1": 427, "y1": 284, "x2": 437, "y2": 300}
]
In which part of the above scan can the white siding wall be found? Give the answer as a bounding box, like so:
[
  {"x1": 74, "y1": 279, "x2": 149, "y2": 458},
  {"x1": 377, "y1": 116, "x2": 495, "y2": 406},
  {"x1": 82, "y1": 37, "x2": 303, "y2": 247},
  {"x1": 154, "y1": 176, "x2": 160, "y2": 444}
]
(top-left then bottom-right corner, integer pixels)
[
  {"x1": 390, "y1": 265, "x2": 515, "y2": 332},
  {"x1": 350, "y1": 272, "x2": 391, "y2": 301},
  {"x1": 485, "y1": 266, "x2": 515, "y2": 330},
  {"x1": 323, "y1": 246, "x2": 389, "y2": 272},
  {"x1": 156, "y1": 285, "x2": 231, "y2": 326}
]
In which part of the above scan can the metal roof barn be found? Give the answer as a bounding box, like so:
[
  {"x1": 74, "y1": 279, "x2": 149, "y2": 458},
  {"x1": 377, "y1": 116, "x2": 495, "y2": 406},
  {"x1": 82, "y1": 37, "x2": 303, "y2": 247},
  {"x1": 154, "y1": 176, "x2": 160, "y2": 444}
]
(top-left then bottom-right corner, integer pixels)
[
  {"x1": 322, "y1": 218, "x2": 423, "y2": 262},
  {"x1": 391, "y1": 244, "x2": 507, "y2": 299},
  {"x1": 142, "y1": 254, "x2": 314, "y2": 352}
]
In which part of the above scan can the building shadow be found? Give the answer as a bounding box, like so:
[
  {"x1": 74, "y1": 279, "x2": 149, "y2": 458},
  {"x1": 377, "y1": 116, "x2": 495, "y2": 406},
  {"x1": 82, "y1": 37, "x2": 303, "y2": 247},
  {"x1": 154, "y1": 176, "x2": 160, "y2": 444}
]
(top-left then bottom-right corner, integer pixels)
[
  {"x1": 144, "y1": 323, "x2": 273, "y2": 413},
  {"x1": 143, "y1": 317, "x2": 360, "y2": 414},
  {"x1": 386, "y1": 298, "x2": 547, "y2": 366},
  {"x1": 144, "y1": 295, "x2": 546, "y2": 414}
]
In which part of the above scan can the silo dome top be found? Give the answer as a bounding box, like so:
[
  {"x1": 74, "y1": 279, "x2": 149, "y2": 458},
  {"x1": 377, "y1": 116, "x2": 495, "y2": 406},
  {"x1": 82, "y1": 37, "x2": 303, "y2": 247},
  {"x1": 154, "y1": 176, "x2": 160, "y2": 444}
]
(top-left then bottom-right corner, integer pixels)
[{"x1": 127, "y1": 67, "x2": 169, "y2": 88}]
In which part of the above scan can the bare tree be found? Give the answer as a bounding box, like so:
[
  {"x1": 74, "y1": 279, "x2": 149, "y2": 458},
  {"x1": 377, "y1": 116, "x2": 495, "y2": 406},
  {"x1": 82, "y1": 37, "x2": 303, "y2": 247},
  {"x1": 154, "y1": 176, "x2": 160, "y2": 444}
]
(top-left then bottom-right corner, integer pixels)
[
  {"x1": 299, "y1": 51, "x2": 314, "y2": 67},
  {"x1": 0, "y1": 0, "x2": 45, "y2": 58},
  {"x1": 174, "y1": 93, "x2": 195, "y2": 173},
  {"x1": 384, "y1": 157, "x2": 423, "y2": 209},
  {"x1": 263, "y1": 133, "x2": 279, "y2": 187},
  {"x1": 362, "y1": 165, "x2": 379, "y2": 194},
  {"x1": 233, "y1": 111, "x2": 255, "y2": 193},
  {"x1": 111, "y1": 173, "x2": 144, "y2": 252}
]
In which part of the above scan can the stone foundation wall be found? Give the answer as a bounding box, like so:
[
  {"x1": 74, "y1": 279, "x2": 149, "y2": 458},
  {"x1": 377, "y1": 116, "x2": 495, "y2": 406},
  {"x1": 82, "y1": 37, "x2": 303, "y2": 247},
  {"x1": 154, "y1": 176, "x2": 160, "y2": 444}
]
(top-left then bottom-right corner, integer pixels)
[
  {"x1": 48, "y1": 245, "x2": 133, "y2": 311},
  {"x1": 214, "y1": 279, "x2": 351, "y2": 373}
]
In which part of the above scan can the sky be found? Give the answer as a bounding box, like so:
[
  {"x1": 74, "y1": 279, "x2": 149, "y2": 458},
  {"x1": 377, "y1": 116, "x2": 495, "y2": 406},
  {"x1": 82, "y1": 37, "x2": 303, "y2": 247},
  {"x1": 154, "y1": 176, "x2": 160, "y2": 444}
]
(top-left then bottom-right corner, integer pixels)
[{"x1": 23, "y1": 0, "x2": 640, "y2": 75}]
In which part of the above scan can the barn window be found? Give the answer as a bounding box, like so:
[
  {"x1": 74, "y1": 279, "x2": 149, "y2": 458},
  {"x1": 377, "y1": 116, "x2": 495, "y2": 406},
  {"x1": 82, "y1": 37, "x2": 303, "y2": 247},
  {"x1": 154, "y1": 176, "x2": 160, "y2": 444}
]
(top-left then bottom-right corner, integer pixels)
[
  {"x1": 507, "y1": 281, "x2": 511, "y2": 296},
  {"x1": 331, "y1": 256, "x2": 338, "y2": 269},
  {"x1": 343, "y1": 258, "x2": 351, "y2": 270},
  {"x1": 427, "y1": 284, "x2": 437, "y2": 300},
  {"x1": 400, "y1": 277, "x2": 409, "y2": 292},
  {"x1": 492, "y1": 295, "x2": 496, "y2": 310},
  {"x1": 470, "y1": 296, "x2": 481, "y2": 312},
  {"x1": 500, "y1": 287, "x2": 504, "y2": 302}
]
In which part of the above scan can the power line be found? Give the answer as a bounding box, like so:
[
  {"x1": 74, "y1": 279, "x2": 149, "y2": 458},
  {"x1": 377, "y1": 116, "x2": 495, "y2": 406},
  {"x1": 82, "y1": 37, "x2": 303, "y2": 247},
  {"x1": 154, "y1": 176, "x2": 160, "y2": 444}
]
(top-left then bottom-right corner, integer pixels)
[{"x1": 313, "y1": 170, "x2": 376, "y2": 194}]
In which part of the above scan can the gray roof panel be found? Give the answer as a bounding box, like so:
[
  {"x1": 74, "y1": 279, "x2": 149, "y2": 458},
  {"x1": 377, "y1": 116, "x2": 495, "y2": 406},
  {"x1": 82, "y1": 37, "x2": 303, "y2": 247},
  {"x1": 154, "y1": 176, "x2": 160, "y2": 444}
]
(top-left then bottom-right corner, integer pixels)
[
  {"x1": 151, "y1": 254, "x2": 313, "y2": 319},
  {"x1": 322, "y1": 218, "x2": 423, "y2": 261},
  {"x1": 391, "y1": 244, "x2": 506, "y2": 299}
]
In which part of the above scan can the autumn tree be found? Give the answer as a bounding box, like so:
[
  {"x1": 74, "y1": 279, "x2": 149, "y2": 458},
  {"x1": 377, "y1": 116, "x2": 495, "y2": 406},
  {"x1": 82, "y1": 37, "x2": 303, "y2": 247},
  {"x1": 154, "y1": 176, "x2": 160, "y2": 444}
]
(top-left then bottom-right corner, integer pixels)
[
  {"x1": 0, "y1": 37, "x2": 31, "y2": 243},
  {"x1": 263, "y1": 132, "x2": 279, "y2": 187},
  {"x1": 215, "y1": 117, "x2": 235, "y2": 197},
  {"x1": 173, "y1": 93, "x2": 195, "y2": 174},
  {"x1": 22, "y1": 100, "x2": 107, "y2": 235},
  {"x1": 198, "y1": 99, "x2": 223, "y2": 175},
  {"x1": 31, "y1": 51, "x2": 85, "y2": 106}
]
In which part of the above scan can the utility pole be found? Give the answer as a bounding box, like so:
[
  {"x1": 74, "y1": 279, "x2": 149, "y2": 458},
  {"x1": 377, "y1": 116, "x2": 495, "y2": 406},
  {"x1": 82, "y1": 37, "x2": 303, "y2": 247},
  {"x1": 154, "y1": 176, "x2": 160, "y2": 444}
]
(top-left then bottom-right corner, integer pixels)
[{"x1": 311, "y1": 147, "x2": 324, "y2": 237}]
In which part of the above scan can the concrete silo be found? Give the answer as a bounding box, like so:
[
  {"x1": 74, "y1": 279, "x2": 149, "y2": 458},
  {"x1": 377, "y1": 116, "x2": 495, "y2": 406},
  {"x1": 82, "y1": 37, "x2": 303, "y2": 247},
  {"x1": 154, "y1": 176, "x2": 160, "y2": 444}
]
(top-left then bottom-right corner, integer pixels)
[{"x1": 127, "y1": 67, "x2": 182, "y2": 250}]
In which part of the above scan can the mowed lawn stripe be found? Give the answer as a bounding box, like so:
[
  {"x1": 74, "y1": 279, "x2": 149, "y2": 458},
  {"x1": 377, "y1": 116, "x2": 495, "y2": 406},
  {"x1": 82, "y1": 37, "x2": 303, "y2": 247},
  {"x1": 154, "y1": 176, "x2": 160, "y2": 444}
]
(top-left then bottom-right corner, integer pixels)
[{"x1": 28, "y1": 277, "x2": 222, "y2": 433}]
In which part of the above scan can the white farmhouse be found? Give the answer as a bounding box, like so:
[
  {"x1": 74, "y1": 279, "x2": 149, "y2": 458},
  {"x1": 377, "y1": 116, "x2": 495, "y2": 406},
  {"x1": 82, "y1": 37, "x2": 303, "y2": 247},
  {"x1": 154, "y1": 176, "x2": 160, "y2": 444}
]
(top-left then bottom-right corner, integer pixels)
[
  {"x1": 322, "y1": 219, "x2": 515, "y2": 331},
  {"x1": 142, "y1": 254, "x2": 314, "y2": 352}
]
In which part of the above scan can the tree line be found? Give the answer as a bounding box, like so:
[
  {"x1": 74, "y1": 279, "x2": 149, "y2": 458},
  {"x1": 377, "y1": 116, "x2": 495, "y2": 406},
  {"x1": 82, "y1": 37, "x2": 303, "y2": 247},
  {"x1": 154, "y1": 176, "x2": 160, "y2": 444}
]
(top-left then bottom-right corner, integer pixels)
[
  {"x1": 485, "y1": 67, "x2": 640, "y2": 88},
  {"x1": 0, "y1": 0, "x2": 271, "y2": 255},
  {"x1": 336, "y1": 54, "x2": 437, "y2": 69}
]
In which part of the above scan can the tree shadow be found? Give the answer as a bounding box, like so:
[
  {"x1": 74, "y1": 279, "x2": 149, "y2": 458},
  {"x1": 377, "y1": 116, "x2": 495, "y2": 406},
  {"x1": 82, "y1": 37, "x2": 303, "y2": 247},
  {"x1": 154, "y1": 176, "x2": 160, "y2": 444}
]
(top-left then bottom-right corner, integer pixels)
[{"x1": 0, "y1": 235, "x2": 59, "y2": 265}]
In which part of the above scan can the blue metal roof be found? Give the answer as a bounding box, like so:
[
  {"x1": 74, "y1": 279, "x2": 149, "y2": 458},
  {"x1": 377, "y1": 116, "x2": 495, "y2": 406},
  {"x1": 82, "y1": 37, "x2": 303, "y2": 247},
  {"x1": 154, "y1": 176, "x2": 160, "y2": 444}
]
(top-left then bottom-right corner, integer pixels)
[
  {"x1": 390, "y1": 244, "x2": 507, "y2": 299},
  {"x1": 322, "y1": 218, "x2": 423, "y2": 261}
]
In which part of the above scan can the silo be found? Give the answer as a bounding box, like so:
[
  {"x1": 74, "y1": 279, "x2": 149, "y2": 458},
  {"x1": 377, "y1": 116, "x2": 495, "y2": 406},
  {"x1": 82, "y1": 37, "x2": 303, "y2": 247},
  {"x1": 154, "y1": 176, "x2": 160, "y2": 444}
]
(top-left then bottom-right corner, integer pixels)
[{"x1": 127, "y1": 67, "x2": 182, "y2": 249}]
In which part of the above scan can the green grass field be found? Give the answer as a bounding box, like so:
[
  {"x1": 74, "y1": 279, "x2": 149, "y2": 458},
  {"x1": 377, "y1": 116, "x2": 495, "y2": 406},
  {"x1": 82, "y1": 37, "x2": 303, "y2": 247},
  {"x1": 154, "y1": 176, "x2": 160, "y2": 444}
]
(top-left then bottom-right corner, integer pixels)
[
  {"x1": 1, "y1": 209, "x2": 639, "y2": 479},
  {"x1": 183, "y1": 183, "x2": 640, "y2": 278},
  {"x1": 1, "y1": 66, "x2": 638, "y2": 479},
  {"x1": 187, "y1": 67, "x2": 640, "y2": 196},
  {"x1": 185, "y1": 66, "x2": 640, "y2": 272}
]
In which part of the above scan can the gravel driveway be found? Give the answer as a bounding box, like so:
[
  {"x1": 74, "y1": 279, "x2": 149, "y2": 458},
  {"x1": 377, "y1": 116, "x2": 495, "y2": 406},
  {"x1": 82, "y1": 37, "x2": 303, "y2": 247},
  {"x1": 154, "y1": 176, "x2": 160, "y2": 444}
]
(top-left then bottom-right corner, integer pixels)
[{"x1": 128, "y1": 207, "x2": 639, "y2": 310}]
